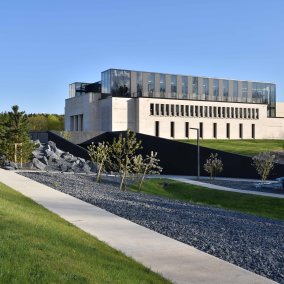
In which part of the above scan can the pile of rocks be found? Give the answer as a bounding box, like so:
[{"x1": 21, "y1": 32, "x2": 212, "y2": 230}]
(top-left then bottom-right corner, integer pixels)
[{"x1": 1, "y1": 140, "x2": 96, "y2": 173}]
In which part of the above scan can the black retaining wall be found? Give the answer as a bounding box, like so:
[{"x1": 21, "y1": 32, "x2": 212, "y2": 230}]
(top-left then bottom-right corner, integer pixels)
[{"x1": 80, "y1": 131, "x2": 284, "y2": 179}]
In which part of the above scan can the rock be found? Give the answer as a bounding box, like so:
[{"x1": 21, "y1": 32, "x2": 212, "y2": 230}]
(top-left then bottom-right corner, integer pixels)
[
  {"x1": 55, "y1": 148, "x2": 64, "y2": 157},
  {"x1": 9, "y1": 161, "x2": 18, "y2": 169},
  {"x1": 39, "y1": 156, "x2": 49, "y2": 165},
  {"x1": 62, "y1": 152, "x2": 77, "y2": 163},
  {"x1": 32, "y1": 149, "x2": 43, "y2": 160},
  {"x1": 3, "y1": 166, "x2": 15, "y2": 170},
  {"x1": 82, "y1": 163, "x2": 90, "y2": 173},
  {"x1": 32, "y1": 158, "x2": 46, "y2": 171},
  {"x1": 47, "y1": 141, "x2": 57, "y2": 152},
  {"x1": 60, "y1": 163, "x2": 69, "y2": 172}
]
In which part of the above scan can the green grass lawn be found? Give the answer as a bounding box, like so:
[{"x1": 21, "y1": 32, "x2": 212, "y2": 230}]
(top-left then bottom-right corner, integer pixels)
[
  {"x1": 130, "y1": 179, "x2": 284, "y2": 221},
  {"x1": 0, "y1": 182, "x2": 169, "y2": 284},
  {"x1": 179, "y1": 139, "x2": 284, "y2": 156}
]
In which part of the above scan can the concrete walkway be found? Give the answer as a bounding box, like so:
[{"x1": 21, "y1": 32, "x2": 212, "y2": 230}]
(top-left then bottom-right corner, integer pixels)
[
  {"x1": 161, "y1": 175, "x2": 284, "y2": 199},
  {"x1": 0, "y1": 169, "x2": 276, "y2": 284}
]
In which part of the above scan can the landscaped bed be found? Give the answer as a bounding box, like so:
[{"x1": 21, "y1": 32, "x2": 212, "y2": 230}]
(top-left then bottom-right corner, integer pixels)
[{"x1": 19, "y1": 172, "x2": 284, "y2": 283}]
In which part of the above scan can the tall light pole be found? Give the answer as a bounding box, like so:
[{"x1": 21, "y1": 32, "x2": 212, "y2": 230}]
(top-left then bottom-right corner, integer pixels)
[{"x1": 189, "y1": 127, "x2": 200, "y2": 180}]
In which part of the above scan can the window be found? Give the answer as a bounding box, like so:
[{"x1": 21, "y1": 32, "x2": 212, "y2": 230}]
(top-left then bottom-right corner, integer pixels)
[
  {"x1": 200, "y1": 106, "x2": 203, "y2": 117},
  {"x1": 160, "y1": 74, "x2": 166, "y2": 97},
  {"x1": 195, "y1": 106, "x2": 198, "y2": 117},
  {"x1": 70, "y1": 116, "x2": 74, "y2": 131},
  {"x1": 204, "y1": 106, "x2": 208, "y2": 117},
  {"x1": 209, "y1": 106, "x2": 212, "y2": 117},
  {"x1": 150, "y1": 104, "x2": 154, "y2": 115},
  {"x1": 176, "y1": 105, "x2": 179, "y2": 116},
  {"x1": 155, "y1": 121, "x2": 159, "y2": 137},
  {"x1": 233, "y1": 81, "x2": 238, "y2": 98},
  {"x1": 218, "y1": 107, "x2": 221, "y2": 118},
  {"x1": 231, "y1": 107, "x2": 234, "y2": 118},
  {"x1": 242, "y1": 81, "x2": 248, "y2": 98},
  {"x1": 244, "y1": 108, "x2": 247, "y2": 119},
  {"x1": 252, "y1": 108, "x2": 255, "y2": 119},
  {"x1": 213, "y1": 79, "x2": 219, "y2": 98},
  {"x1": 148, "y1": 73, "x2": 155, "y2": 97},
  {"x1": 155, "y1": 104, "x2": 159, "y2": 115},
  {"x1": 166, "y1": 104, "x2": 169, "y2": 116},
  {"x1": 110, "y1": 69, "x2": 130, "y2": 97},
  {"x1": 213, "y1": 123, "x2": 217, "y2": 138},
  {"x1": 182, "y1": 76, "x2": 188, "y2": 99},
  {"x1": 202, "y1": 78, "x2": 209, "y2": 99},
  {"x1": 222, "y1": 107, "x2": 225, "y2": 118},
  {"x1": 185, "y1": 105, "x2": 189, "y2": 116},
  {"x1": 223, "y1": 80, "x2": 229, "y2": 97},
  {"x1": 171, "y1": 75, "x2": 177, "y2": 98},
  {"x1": 170, "y1": 105, "x2": 174, "y2": 116},
  {"x1": 192, "y1": 77, "x2": 198, "y2": 97},
  {"x1": 137, "y1": 72, "x2": 143, "y2": 96},
  {"x1": 252, "y1": 124, "x2": 255, "y2": 139},
  {"x1": 181, "y1": 105, "x2": 184, "y2": 116},
  {"x1": 240, "y1": 108, "x2": 243, "y2": 118},
  {"x1": 248, "y1": 108, "x2": 251, "y2": 119},
  {"x1": 190, "y1": 105, "x2": 194, "y2": 116},
  {"x1": 199, "y1": 122, "x2": 203, "y2": 138},
  {"x1": 170, "y1": 122, "x2": 175, "y2": 138},
  {"x1": 235, "y1": 108, "x2": 239, "y2": 118},
  {"x1": 213, "y1": 107, "x2": 217, "y2": 117},
  {"x1": 226, "y1": 123, "x2": 230, "y2": 139},
  {"x1": 256, "y1": 109, "x2": 259, "y2": 119},
  {"x1": 161, "y1": 104, "x2": 164, "y2": 116},
  {"x1": 226, "y1": 107, "x2": 230, "y2": 118},
  {"x1": 239, "y1": 124, "x2": 243, "y2": 139},
  {"x1": 185, "y1": 122, "x2": 189, "y2": 138}
]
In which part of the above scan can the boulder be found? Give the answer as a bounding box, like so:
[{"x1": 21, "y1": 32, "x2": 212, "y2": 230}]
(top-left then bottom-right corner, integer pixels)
[{"x1": 32, "y1": 158, "x2": 46, "y2": 171}]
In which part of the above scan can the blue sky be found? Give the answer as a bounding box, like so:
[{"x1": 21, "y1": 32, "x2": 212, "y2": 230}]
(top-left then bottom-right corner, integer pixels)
[{"x1": 0, "y1": 0, "x2": 283, "y2": 114}]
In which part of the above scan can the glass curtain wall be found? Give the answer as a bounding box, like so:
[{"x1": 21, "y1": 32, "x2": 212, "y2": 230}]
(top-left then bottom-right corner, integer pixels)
[
  {"x1": 192, "y1": 77, "x2": 198, "y2": 98},
  {"x1": 148, "y1": 73, "x2": 155, "y2": 97},
  {"x1": 137, "y1": 72, "x2": 143, "y2": 96},
  {"x1": 171, "y1": 75, "x2": 177, "y2": 98},
  {"x1": 202, "y1": 78, "x2": 209, "y2": 99},
  {"x1": 223, "y1": 80, "x2": 229, "y2": 100},
  {"x1": 182, "y1": 76, "x2": 188, "y2": 99},
  {"x1": 213, "y1": 79, "x2": 219, "y2": 99},
  {"x1": 233, "y1": 81, "x2": 238, "y2": 101},
  {"x1": 160, "y1": 74, "x2": 166, "y2": 98},
  {"x1": 242, "y1": 81, "x2": 248, "y2": 101},
  {"x1": 110, "y1": 69, "x2": 130, "y2": 96}
]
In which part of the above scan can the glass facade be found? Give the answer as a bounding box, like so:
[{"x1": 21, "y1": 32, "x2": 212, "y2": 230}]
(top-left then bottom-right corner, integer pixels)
[
  {"x1": 148, "y1": 73, "x2": 155, "y2": 97},
  {"x1": 202, "y1": 78, "x2": 209, "y2": 99},
  {"x1": 160, "y1": 74, "x2": 166, "y2": 97},
  {"x1": 137, "y1": 71, "x2": 143, "y2": 96},
  {"x1": 99, "y1": 68, "x2": 277, "y2": 117},
  {"x1": 192, "y1": 77, "x2": 198, "y2": 98},
  {"x1": 213, "y1": 79, "x2": 219, "y2": 97},
  {"x1": 223, "y1": 80, "x2": 229, "y2": 97},
  {"x1": 182, "y1": 76, "x2": 188, "y2": 99},
  {"x1": 171, "y1": 75, "x2": 177, "y2": 98}
]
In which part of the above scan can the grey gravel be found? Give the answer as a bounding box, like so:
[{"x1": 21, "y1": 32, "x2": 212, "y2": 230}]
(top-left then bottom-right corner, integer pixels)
[{"x1": 19, "y1": 172, "x2": 284, "y2": 283}]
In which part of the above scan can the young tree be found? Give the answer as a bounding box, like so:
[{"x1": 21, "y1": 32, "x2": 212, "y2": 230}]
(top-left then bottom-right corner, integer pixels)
[
  {"x1": 252, "y1": 152, "x2": 276, "y2": 182},
  {"x1": 203, "y1": 153, "x2": 223, "y2": 179},
  {"x1": 0, "y1": 105, "x2": 34, "y2": 163},
  {"x1": 87, "y1": 141, "x2": 110, "y2": 182},
  {"x1": 110, "y1": 130, "x2": 142, "y2": 191},
  {"x1": 133, "y1": 151, "x2": 162, "y2": 191}
]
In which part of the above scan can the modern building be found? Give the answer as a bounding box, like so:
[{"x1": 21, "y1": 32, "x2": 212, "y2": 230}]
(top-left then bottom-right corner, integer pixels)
[{"x1": 65, "y1": 68, "x2": 284, "y2": 139}]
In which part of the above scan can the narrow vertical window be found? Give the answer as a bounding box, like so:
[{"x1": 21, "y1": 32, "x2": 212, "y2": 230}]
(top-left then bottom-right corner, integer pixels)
[
  {"x1": 166, "y1": 104, "x2": 169, "y2": 116},
  {"x1": 150, "y1": 104, "x2": 154, "y2": 115},
  {"x1": 200, "y1": 106, "x2": 203, "y2": 117},
  {"x1": 209, "y1": 106, "x2": 212, "y2": 117},
  {"x1": 195, "y1": 106, "x2": 198, "y2": 117},
  {"x1": 185, "y1": 105, "x2": 189, "y2": 116},
  {"x1": 252, "y1": 124, "x2": 255, "y2": 139},
  {"x1": 256, "y1": 109, "x2": 259, "y2": 119},
  {"x1": 239, "y1": 124, "x2": 243, "y2": 139},
  {"x1": 155, "y1": 104, "x2": 159, "y2": 115},
  {"x1": 155, "y1": 121, "x2": 159, "y2": 137},
  {"x1": 199, "y1": 122, "x2": 203, "y2": 138},
  {"x1": 185, "y1": 122, "x2": 189, "y2": 138},
  {"x1": 213, "y1": 79, "x2": 219, "y2": 99},
  {"x1": 176, "y1": 105, "x2": 179, "y2": 116},
  {"x1": 204, "y1": 106, "x2": 208, "y2": 117},
  {"x1": 170, "y1": 122, "x2": 175, "y2": 138},
  {"x1": 171, "y1": 105, "x2": 174, "y2": 116},
  {"x1": 226, "y1": 123, "x2": 230, "y2": 139},
  {"x1": 231, "y1": 107, "x2": 234, "y2": 118},
  {"x1": 181, "y1": 105, "x2": 184, "y2": 116},
  {"x1": 190, "y1": 105, "x2": 194, "y2": 116},
  {"x1": 213, "y1": 123, "x2": 217, "y2": 138},
  {"x1": 171, "y1": 75, "x2": 177, "y2": 98},
  {"x1": 161, "y1": 104, "x2": 164, "y2": 116}
]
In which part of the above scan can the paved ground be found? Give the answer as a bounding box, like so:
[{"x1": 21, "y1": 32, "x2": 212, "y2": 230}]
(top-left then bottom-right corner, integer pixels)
[
  {"x1": 163, "y1": 175, "x2": 284, "y2": 199},
  {"x1": 0, "y1": 169, "x2": 277, "y2": 284}
]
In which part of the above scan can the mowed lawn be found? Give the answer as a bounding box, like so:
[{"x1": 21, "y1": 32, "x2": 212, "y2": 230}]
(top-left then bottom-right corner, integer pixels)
[
  {"x1": 179, "y1": 139, "x2": 284, "y2": 156},
  {"x1": 0, "y1": 182, "x2": 169, "y2": 284},
  {"x1": 130, "y1": 179, "x2": 284, "y2": 221}
]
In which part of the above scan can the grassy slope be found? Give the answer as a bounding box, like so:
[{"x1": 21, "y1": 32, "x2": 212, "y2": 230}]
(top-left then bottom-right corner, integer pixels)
[
  {"x1": 130, "y1": 179, "x2": 284, "y2": 221},
  {"x1": 0, "y1": 182, "x2": 169, "y2": 284},
  {"x1": 179, "y1": 139, "x2": 284, "y2": 156}
]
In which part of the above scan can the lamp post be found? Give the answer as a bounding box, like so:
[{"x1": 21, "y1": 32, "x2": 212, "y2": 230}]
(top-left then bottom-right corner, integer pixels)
[{"x1": 189, "y1": 127, "x2": 200, "y2": 180}]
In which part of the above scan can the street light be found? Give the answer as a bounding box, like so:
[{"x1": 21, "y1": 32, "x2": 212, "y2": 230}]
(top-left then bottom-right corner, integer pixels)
[{"x1": 189, "y1": 127, "x2": 200, "y2": 180}]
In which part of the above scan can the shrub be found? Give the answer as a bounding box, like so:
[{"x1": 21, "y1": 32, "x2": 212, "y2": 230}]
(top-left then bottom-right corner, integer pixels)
[{"x1": 203, "y1": 153, "x2": 223, "y2": 179}]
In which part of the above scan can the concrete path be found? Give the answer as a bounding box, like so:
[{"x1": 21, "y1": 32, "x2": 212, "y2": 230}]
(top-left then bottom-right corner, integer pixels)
[
  {"x1": 0, "y1": 169, "x2": 276, "y2": 284},
  {"x1": 160, "y1": 175, "x2": 284, "y2": 199}
]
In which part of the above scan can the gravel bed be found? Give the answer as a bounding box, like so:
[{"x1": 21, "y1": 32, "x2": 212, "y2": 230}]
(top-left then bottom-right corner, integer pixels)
[
  {"x1": 19, "y1": 172, "x2": 284, "y2": 283},
  {"x1": 196, "y1": 178, "x2": 284, "y2": 195}
]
